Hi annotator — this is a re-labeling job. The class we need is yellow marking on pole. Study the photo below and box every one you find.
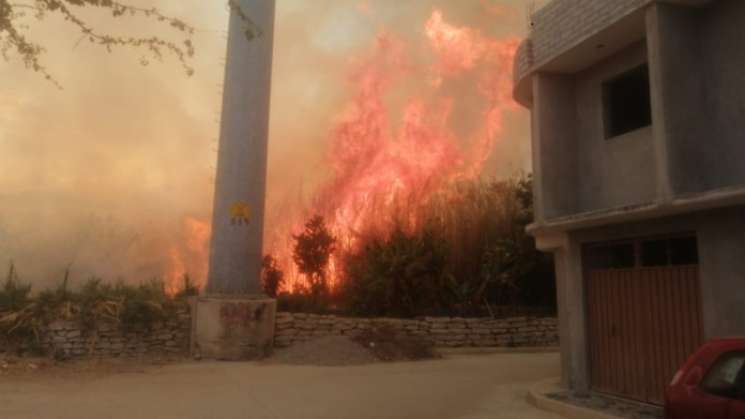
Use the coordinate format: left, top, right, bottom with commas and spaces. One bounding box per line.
230, 202, 251, 225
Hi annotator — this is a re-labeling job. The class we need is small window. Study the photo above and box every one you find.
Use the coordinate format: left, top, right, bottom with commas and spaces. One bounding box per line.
586, 243, 635, 270
603, 64, 652, 138
701, 351, 745, 398
670, 236, 699, 265
641, 236, 699, 267
641, 239, 668, 267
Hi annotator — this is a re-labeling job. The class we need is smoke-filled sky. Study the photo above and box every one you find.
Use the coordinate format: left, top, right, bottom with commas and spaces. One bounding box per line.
0, 0, 534, 289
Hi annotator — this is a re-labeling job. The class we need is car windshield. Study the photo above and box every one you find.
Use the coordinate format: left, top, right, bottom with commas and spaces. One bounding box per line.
701, 351, 745, 397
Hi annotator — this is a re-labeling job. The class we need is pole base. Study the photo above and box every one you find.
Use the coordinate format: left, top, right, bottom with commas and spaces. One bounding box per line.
191, 295, 276, 361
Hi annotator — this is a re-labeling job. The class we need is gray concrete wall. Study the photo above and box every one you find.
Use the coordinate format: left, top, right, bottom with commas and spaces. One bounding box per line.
647, 4, 705, 195
527, 0, 745, 222
531, 42, 659, 220
532, 74, 579, 219
574, 42, 657, 213
551, 240, 588, 392
697, 207, 745, 339
192, 296, 276, 360
649, 0, 745, 195
695, 0, 745, 191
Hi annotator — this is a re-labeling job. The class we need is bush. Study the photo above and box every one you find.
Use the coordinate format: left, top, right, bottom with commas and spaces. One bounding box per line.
340, 176, 555, 317
261, 255, 284, 298
342, 226, 451, 317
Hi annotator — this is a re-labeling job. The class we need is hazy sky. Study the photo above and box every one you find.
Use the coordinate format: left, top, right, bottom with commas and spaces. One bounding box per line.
0, 0, 533, 288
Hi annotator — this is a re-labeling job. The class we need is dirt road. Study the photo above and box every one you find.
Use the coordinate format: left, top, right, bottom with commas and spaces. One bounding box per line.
0, 352, 562, 419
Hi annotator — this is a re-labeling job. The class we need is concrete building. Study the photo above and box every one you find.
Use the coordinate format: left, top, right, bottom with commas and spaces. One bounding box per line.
514, 0, 745, 405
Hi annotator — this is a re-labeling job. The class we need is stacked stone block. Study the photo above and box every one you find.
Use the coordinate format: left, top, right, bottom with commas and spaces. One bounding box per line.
37, 309, 191, 358
9, 310, 557, 358
274, 313, 558, 349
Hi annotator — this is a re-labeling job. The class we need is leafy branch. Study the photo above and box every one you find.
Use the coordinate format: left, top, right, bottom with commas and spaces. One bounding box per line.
0, 0, 259, 87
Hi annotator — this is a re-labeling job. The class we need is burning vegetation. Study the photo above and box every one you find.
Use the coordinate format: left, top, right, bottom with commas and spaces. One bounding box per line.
155, 9, 554, 317
275, 176, 555, 317
264, 10, 521, 289
2, 8, 551, 319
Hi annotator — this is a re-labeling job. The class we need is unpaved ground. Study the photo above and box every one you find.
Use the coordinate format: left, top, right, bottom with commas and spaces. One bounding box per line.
0, 351, 563, 419
267, 335, 379, 366
268, 334, 438, 366
0, 354, 187, 379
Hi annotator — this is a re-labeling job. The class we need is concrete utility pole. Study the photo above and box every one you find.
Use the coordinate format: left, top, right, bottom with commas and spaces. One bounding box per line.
192, 0, 277, 361
207, 0, 275, 295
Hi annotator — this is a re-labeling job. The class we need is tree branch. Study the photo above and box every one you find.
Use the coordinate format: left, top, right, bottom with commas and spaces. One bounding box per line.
0, 0, 258, 87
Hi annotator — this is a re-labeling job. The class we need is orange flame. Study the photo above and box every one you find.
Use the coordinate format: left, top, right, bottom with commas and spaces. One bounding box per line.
265, 10, 520, 293
164, 216, 210, 294
164, 10, 520, 295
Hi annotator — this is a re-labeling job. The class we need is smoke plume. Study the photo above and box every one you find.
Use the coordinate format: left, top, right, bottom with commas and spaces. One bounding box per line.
0, 0, 530, 291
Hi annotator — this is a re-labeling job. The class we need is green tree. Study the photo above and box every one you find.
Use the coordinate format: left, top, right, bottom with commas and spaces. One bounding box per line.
292, 215, 336, 303
261, 254, 284, 298
0, 0, 259, 85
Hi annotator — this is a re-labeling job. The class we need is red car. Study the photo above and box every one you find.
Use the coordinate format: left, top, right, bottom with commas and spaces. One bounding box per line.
665, 338, 745, 419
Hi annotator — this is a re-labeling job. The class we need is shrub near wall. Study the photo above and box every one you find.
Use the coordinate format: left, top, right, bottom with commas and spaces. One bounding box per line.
0, 275, 196, 358
274, 312, 558, 349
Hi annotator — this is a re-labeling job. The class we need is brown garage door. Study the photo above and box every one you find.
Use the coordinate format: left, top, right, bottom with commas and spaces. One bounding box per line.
585, 237, 704, 405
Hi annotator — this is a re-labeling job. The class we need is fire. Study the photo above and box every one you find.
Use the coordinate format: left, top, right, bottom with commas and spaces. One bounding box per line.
425, 10, 488, 81
265, 10, 520, 292
164, 216, 210, 294
163, 10, 519, 295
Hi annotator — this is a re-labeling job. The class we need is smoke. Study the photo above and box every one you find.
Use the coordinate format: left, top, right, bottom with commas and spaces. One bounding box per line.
0, 0, 530, 290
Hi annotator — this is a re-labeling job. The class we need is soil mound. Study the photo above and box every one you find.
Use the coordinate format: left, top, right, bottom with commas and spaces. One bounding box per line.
267, 335, 377, 366
267, 327, 439, 366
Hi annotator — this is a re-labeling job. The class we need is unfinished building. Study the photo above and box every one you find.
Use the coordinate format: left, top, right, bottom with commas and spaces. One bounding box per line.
514, 0, 745, 404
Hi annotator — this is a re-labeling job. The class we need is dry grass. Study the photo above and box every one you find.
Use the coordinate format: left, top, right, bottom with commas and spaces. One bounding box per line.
0, 269, 195, 355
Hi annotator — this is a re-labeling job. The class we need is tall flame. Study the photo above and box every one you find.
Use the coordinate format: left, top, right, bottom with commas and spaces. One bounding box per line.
164, 216, 210, 294
168, 9, 520, 294
266, 10, 519, 292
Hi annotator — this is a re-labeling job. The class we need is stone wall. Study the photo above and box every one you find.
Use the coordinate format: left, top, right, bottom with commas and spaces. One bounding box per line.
33, 308, 191, 359
274, 313, 558, 349
6, 310, 558, 358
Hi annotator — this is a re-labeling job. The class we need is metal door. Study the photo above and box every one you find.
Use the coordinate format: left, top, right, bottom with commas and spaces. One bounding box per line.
586, 265, 703, 404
